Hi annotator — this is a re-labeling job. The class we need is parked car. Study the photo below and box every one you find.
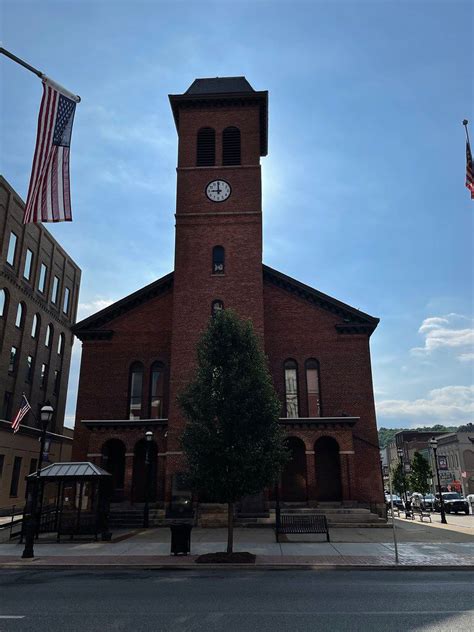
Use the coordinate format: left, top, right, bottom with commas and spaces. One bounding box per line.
434, 492, 470, 514
422, 494, 436, 511
385, 493, 404, 509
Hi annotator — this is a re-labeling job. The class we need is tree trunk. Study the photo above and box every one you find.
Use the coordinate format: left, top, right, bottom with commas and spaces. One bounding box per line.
227, 502, 234, 554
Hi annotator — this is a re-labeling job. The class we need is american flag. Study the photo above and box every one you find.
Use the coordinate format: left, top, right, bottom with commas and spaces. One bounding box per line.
24, 77, 79, 223
11, 394, 31, 433
466, 139, 474, 200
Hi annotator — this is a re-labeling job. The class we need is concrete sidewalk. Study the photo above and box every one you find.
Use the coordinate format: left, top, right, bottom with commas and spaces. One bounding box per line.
0, 519, 473, 569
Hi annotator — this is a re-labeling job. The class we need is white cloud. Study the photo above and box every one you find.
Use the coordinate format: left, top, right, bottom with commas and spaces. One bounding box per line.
376, 385, 474, 425
410, 313, 474, 361
77, 298, 115, 322
459, 353, 474, 363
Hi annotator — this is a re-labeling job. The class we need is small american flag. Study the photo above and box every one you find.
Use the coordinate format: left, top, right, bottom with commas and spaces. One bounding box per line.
11, 394, 31, 433
466, 139, 474, 200
24, 77, 79, 223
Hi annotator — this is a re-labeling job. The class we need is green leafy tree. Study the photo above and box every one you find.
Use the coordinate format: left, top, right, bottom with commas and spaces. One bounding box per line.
391, 462, 405, 497
179, 309, 289, 554
409, 451, 432, 495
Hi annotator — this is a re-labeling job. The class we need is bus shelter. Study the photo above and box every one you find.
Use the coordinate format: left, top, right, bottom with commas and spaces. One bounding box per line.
24, 462, 112, 542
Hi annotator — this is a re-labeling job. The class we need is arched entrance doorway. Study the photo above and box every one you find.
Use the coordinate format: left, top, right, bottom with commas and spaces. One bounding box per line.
281, 437, 307, 502
132, 439, 158, 503
314, 436, 342, 501
101, 439, 126, 502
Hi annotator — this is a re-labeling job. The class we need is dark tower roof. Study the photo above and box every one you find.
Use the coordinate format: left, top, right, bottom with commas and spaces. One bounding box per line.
169, 76, 268, 156
185, 76, 255, 95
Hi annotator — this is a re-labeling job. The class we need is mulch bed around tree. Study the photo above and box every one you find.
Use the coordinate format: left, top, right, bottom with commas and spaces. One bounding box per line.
195, 552, 256, 564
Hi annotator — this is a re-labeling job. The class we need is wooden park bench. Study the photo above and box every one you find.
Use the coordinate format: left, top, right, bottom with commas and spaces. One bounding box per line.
276, 513, 330, 542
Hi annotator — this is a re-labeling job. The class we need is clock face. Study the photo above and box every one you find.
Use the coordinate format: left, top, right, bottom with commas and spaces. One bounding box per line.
206, 180, 231, 202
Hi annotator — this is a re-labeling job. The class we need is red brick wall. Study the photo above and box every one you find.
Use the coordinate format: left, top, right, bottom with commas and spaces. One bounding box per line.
263, 281, 383, 503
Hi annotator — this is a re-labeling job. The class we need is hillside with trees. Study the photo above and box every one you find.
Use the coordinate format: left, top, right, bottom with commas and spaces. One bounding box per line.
377, 425, 459, 449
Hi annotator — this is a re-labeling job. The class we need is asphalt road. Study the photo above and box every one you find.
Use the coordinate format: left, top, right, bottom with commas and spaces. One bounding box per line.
0, 569, 473, 631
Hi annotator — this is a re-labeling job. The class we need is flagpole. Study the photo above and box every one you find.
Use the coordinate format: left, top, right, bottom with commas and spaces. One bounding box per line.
0, 46, 81, 102
463, 119, 471, 145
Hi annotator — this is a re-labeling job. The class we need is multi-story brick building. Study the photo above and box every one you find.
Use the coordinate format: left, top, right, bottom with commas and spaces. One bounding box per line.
0, 176, 80, 508
72, 77, 384, 514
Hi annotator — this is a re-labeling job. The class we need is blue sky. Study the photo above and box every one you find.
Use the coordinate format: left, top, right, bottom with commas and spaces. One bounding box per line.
1, 0, 473, 429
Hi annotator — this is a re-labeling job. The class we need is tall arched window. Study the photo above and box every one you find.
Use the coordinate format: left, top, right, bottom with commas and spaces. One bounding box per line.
45, 324, 53, 348
150, 361, 165, 418
15, 302, 25, 328
57, 333, 65, 356
222, 126, 241, 165
305, 359, 321, 417
31, 313, 40, 339
0, 288, 7, 318
197, 127, 215, 166
284, 359, 299, 418
128, 362, 144, 420
212, 246, 225, 274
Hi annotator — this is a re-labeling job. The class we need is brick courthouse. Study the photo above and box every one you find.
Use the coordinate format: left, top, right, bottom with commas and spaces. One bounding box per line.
72, 77, 384, 515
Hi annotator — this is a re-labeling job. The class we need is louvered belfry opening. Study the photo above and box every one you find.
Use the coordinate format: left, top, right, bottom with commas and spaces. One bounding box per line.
222, 126, 241, 165
196, 127, 215, 166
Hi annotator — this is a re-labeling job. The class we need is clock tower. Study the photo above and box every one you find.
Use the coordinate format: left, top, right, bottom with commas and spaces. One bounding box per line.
166, 78, 268, 463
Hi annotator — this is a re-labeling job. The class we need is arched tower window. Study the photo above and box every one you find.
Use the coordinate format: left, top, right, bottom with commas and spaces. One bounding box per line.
197, 127, 215, 166
211, 299, 224, 317
150, 361, 165, 418
212, 246, 225, 274
15, 302, 25, 328
222, 126, 241, 165
128, 362, 144, 419
57, 333, 65, 356
284, 359, 299, 418
305, 359, 321, 417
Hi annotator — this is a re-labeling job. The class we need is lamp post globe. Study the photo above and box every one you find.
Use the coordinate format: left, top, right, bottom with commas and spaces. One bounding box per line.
429, 436, 447, 524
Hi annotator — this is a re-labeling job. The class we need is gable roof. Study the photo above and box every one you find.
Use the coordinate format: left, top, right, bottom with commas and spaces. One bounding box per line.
73, 266, 378, 341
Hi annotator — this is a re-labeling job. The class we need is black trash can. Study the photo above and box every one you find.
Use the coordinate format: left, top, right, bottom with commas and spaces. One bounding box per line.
170, 522, 192, 556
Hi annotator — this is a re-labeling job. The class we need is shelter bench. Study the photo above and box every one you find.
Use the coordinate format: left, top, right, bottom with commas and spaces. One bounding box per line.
276, 513, 330, 542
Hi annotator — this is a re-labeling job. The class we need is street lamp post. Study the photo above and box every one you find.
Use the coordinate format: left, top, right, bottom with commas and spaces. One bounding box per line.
143, 430, 153, 528
21, 402, 54, 559
430, 437, 447, 525
397, 448, 407, 505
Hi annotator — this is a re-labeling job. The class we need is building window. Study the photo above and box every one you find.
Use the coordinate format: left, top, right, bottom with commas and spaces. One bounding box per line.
196, 127, 215, 166
222, 126, 241, 166
284, 359, 299, 418
2, 392, 12, 420
40, 363, 48, 390
211, 299, 224, 317
26, 355, 34, 383
31, 313, 40, 338
150, 362, 164, 418
8, 347, 17, 374
38, 263, 47, 293
45, 324, 53, 348
58, 333, 65, 355
9, 456, 22, 497
0, 288, 7, 317
63, 287, 70, 314
212, 246, 225, 275
53, 369, 61, 395
6, 232, 17, 266
51, 276, 60, 304
128, 362, 144, 420
305, 359, 321, 417
23, 249, 34, 280
15, 302, 25, 328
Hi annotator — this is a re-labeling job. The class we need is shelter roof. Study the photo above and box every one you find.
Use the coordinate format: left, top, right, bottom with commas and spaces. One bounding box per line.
28, 462, 111, 479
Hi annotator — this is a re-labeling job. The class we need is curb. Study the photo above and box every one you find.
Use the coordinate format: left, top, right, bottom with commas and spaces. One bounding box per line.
0, 562, 472, 572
